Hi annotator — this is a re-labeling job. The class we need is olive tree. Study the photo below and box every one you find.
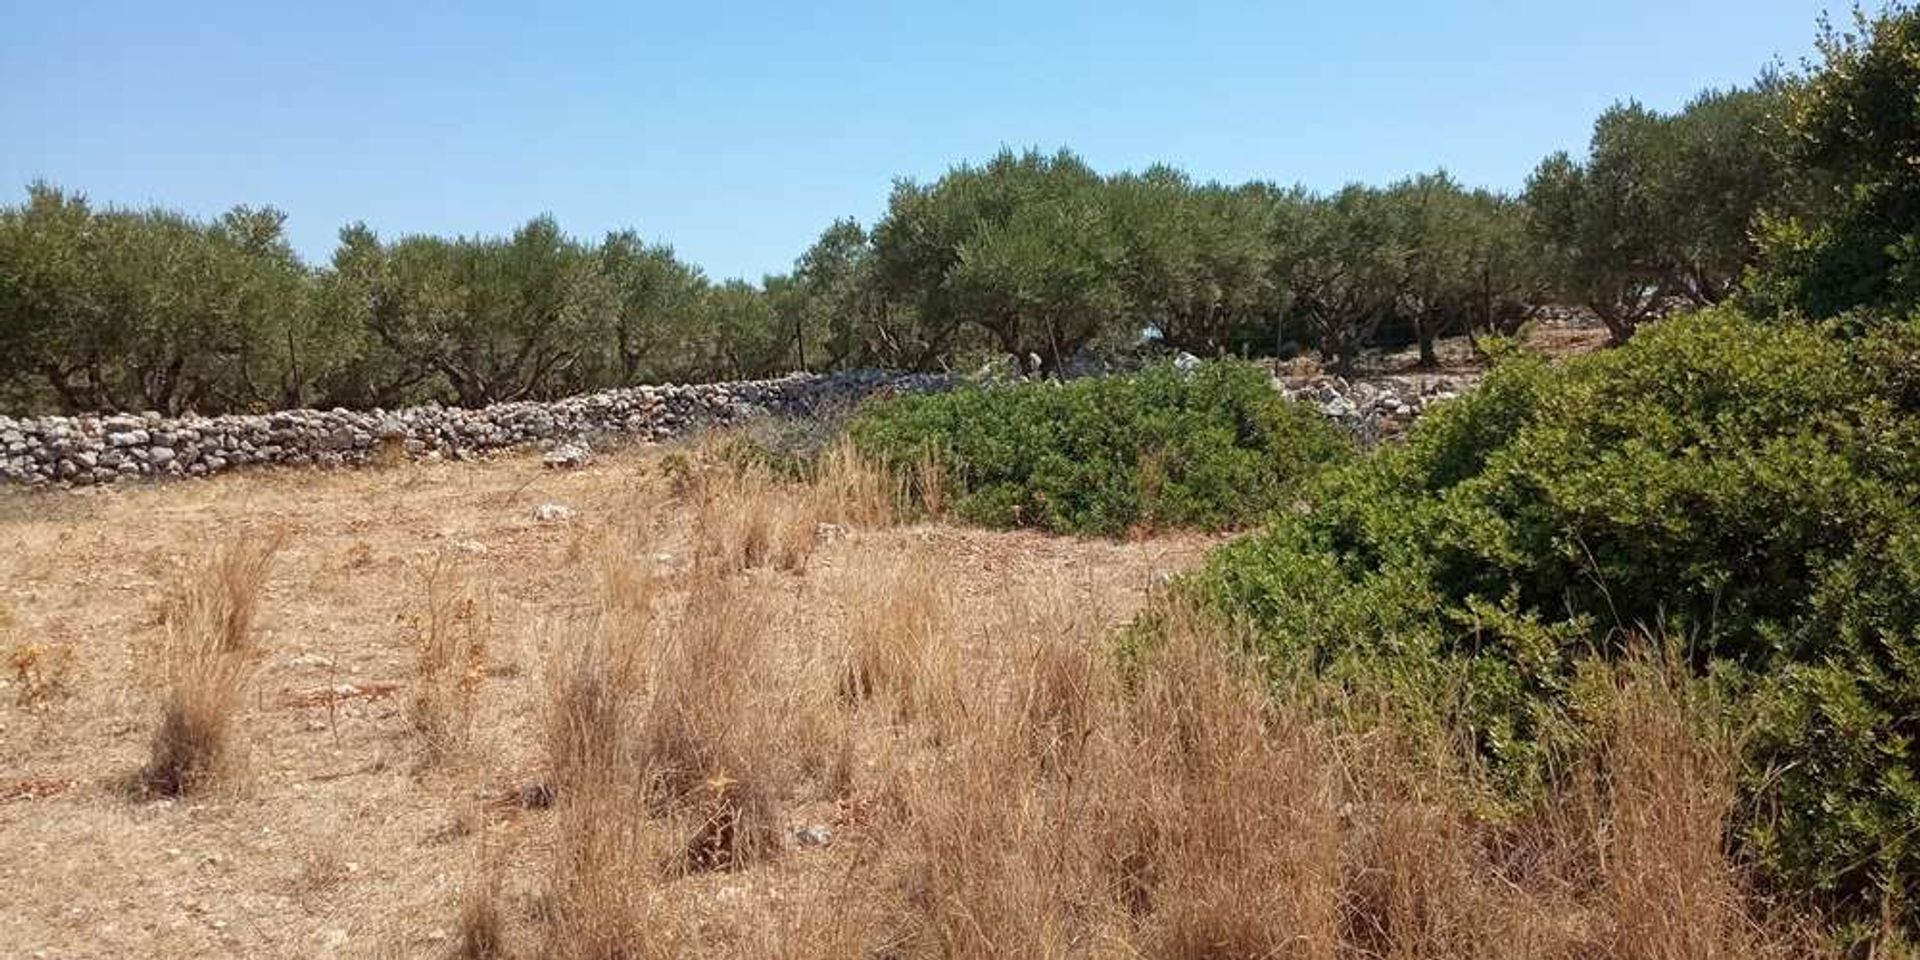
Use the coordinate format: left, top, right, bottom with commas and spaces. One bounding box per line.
872, 149, 1128, 373
1755, 4, 1920, 320
329, 217, 610, 407
1527, 85, 1787, 342
0, 184, 315, 414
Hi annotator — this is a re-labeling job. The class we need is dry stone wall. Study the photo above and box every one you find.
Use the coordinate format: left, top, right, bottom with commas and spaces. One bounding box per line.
0, 370, 950, 488
1275, 372, 1475, 441
0, 366, 1477, 489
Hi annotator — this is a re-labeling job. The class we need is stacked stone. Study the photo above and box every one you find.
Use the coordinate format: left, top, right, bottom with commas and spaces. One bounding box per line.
0, 366, 1469, 489
0, 370, 951, 488
1275, 373, 1474, 441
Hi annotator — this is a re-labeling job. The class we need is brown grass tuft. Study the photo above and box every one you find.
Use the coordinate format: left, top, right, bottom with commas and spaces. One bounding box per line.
457, 843, 510, 960
138, 534, 280, 797
911, 446, 949, 520
641, 568, 792, 871
692, 464, 807, 574
811, 439, 902, 529
1111, 606, 1342, 960
543, 604, 658, 959
1598, 656, 1756, 960
835, 550, 960, 735
407, 554, 491, 767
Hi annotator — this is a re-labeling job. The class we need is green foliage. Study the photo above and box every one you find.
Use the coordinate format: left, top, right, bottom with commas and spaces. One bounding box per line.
769, 218, 887, 371
1526, 84, 1790, 342
1189, 307, 1920, 928
863, 150, 1543, 380
0, 189, 819, 414
1754, 4, 1920, 320
848, 361, 1349, 535
871, 149, 1128, 374
324, 216, 612, 407
0, 184, 318, 413
0, 6, 1898, 416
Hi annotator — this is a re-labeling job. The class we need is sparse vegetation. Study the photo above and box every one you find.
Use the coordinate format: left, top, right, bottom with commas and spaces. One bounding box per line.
7, 638, 76, 707
0, 430, 1881, 956
406, 555, 491, 767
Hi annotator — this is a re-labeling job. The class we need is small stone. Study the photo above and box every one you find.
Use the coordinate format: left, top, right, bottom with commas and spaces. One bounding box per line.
542, 442, 593, 469
793, 824, 833, 847
532, 503, 575, 523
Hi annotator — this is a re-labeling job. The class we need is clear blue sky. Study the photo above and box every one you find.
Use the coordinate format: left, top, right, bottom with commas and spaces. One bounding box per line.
1, 1, 1824, 282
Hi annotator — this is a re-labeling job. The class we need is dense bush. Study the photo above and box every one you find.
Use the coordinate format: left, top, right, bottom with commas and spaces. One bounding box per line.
848, 362, 1349, 535
1191, 308, 1920, 930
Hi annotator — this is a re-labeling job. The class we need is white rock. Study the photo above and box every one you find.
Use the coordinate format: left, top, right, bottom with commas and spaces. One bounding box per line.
542, 441, 594, 470
533, 503, 575, 523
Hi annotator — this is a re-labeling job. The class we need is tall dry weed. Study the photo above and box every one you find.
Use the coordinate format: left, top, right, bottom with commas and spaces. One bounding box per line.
139, 534, 280, 797
1108, 606, 1343, 960
911, 446, 949, 520
642, 567, 793, 870
810, 439, 901, 529
407, 554, 490, 767
835, 549, 963, 737
1598, 657, 1759, 960
544, 601, 658, 958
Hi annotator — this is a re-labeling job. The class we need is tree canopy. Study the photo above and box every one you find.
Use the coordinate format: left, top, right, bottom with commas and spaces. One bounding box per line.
3, 3, 1902, 414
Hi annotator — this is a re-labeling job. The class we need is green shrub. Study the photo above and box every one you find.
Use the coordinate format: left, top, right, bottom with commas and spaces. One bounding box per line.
1192, 307, 1920, 930
847, 362, 1350, 535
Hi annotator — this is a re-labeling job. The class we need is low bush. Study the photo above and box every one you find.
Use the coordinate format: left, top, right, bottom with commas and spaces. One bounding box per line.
1189, 307, 1920, 934
848, 361, 1350, 535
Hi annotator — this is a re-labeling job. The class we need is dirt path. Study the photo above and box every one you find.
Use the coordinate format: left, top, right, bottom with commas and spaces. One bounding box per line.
0, 449, 1215, 959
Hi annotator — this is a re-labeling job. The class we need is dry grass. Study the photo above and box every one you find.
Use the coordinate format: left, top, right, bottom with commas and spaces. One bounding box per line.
0, 439, 1843, 958
543, 594, 658, 959
406, 554, 491, 767
640, 567, 793, 872
848, 597, 1824, 960
457, 837, 509, 960
1113, 608, 1342, 960
835, 547, 960, 733
811, 438, 903, 529
685, 435, 900, 575
912, 446, 950, 520
1597, 657, 1759, 960
7, 638, 77, 707
137, 534, 280, 797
